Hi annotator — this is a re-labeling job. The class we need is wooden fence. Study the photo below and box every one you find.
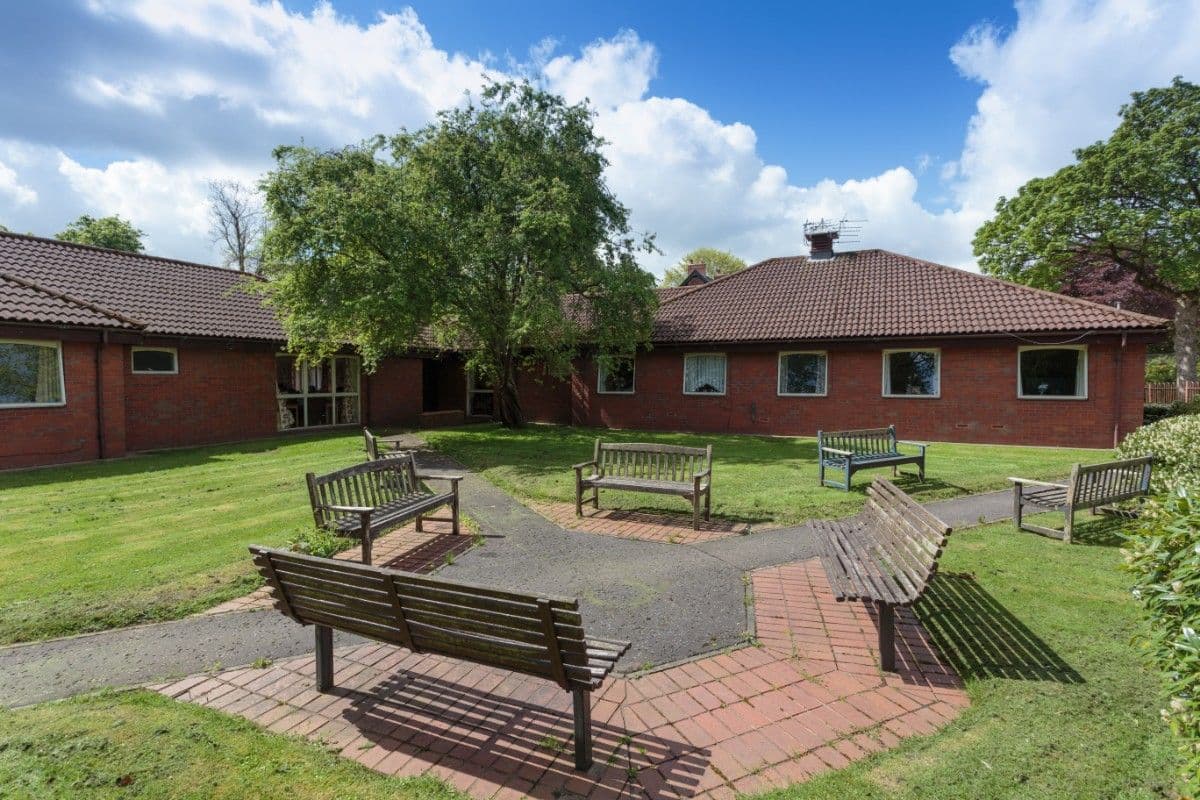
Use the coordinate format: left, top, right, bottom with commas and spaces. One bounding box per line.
1146, 381, 1200, 404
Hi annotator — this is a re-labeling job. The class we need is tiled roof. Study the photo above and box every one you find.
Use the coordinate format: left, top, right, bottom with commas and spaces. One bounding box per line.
654, 249, 1167, 343
0, 272, 137, 329
0, 232, 284, 340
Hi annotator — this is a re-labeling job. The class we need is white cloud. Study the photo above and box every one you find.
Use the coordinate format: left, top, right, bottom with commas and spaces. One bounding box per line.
542, 30, 658, 109
0, 159, 37, 206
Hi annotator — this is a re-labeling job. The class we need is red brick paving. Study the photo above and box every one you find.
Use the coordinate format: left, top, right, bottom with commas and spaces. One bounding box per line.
530, 501, 750, 544
164, 558, 967, 798
203, 519, 470, 615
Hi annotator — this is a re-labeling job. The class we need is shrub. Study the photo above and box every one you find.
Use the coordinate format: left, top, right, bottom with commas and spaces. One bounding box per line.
1123, 488, 1200, 794
1119, 414, 1200, 494
287, 528, 353, 559
1147, 355, 1178, 384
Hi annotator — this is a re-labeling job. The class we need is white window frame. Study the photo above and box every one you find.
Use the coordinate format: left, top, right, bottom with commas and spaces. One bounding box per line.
597, 357, 636, 395
1017, 345, 1088, 400
682, 352, 728, 396
882, 348, 941, 399
466, 370, 494, 416
130, 346, 178, 375
777, 351, 828, 397
0, 338, 66, 408
275, 354, 361, 430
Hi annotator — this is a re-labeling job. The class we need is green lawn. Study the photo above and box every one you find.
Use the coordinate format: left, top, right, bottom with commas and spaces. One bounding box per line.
423, 424, 1110, 526
0, 690, 465, 800
0, 431, 367, 644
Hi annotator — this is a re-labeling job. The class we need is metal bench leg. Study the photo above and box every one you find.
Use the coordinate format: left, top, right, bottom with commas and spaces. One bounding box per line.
572, 686, 593, 771
876, 601, 896, 672
315, 625, 334, 692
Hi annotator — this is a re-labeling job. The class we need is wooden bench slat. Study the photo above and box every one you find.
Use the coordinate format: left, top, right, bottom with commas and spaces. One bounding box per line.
576, 439, 713, 530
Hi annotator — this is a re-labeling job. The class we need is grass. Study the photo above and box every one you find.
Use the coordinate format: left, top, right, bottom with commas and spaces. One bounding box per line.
756, 512, 1176, 800
0, 689, 465, 800
423, 424, 1109, 526
0, 431, 367, 644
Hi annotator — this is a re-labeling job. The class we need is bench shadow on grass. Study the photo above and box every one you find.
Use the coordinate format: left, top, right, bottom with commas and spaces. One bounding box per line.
916, 572, 1084, 684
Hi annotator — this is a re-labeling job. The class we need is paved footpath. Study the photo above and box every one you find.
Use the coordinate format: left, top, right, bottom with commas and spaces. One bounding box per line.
0, 452, 1012, 709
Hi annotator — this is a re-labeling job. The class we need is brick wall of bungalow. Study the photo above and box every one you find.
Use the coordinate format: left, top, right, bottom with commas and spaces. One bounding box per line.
559, 335, 1147, 449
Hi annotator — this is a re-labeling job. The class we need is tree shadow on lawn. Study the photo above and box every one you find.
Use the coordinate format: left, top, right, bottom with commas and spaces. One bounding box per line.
916, 572, 1084, 684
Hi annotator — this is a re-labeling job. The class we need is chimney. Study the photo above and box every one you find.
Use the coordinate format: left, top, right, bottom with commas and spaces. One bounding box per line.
679, 262, 712, 286
805, 230, 838, 260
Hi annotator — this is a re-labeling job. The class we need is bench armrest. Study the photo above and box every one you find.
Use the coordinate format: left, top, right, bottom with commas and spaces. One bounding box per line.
319, 503, 376, 513
573, 460, 598, 471
416, 471, 464, 483
1007, 477, 1067, 489
821, 447, 853, 456
897, 440, 929, 449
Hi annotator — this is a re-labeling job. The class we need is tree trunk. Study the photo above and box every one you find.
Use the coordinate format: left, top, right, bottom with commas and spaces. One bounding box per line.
1175, 293, 1199, 389
496, 361, 525, 428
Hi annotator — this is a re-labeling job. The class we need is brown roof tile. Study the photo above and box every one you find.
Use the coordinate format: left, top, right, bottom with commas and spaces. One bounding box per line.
0, 272, 137, 329
653, 249, 1167, 343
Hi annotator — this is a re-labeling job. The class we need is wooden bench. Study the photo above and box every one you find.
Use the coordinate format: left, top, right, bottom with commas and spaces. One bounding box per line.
813, 478, 952, 671
817, 426, 927, 491
306, 455, 462, 565
363, 427, 407, 461
1010, 455, 1154, 544
574, 440, 713, 530
249, 546, 630, 770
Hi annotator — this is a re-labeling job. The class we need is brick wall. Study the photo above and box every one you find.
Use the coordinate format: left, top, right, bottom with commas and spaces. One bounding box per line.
562, 337, 1146, 448
518, 365, 571, 424
366, 355, 423, 426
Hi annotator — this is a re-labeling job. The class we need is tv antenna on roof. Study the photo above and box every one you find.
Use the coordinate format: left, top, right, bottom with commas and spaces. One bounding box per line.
803, 217, 865, 259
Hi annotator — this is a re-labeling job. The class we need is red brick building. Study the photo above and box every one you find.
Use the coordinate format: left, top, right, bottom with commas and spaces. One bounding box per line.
0, 231, 1165, 470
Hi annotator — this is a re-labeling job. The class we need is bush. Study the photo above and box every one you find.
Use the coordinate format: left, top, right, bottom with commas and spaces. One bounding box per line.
1123, 488, 1200, 794
1147, 355, 1178, 384
1119, 414, 1200, 493
287, 528, 353, 559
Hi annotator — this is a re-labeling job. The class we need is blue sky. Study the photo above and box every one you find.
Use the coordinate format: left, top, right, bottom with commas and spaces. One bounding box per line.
0, 1, 1196, 274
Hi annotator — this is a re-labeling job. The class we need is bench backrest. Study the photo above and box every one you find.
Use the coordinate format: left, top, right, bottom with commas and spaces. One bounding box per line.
595, 439, 712, 482
306, 456, 423, 529
250, 545, 603, 690
859, 478, 952, 604
818, 426, 898, 458
1068, 455, 1154, 508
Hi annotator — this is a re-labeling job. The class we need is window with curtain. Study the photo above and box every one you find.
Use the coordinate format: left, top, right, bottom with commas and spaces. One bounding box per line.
275, 354, 360, 430
597, 357, 635, 394
777, 352, 827, 395
883, 350, 939, 397
683, 354, 727, 394
0, 340, 65, 406
1019, 346, 1087, 398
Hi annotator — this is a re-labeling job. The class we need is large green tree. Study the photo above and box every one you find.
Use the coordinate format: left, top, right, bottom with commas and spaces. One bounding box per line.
56, 214, 145, 252
659, 247, 746, 286
260, 81, 657, 426
974, 77, 1200, 387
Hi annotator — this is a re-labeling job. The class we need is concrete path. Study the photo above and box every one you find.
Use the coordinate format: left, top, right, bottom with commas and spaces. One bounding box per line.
0, 452, 1014, 708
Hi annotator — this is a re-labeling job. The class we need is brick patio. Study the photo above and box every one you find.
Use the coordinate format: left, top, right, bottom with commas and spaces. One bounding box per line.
163, 559, 967, 798
203, 519, 471, 615
529, 501, 750, 544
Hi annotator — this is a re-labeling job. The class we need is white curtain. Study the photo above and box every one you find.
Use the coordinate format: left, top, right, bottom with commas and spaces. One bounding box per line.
684, 355, 726, 393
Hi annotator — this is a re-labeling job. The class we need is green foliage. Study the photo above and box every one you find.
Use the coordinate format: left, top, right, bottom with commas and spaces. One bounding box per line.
1122, 488, 1200, 794
287, 528, 353, 559
1119, 414, 1200, 493
1144, 399, 1200, 425
660, 247, 746, 286
260, 80, 658, 426
1147, 355, 1178, 383
56, 214, 145, 252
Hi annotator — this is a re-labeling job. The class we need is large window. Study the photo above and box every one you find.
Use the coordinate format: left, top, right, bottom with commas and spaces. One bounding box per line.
777, 352, 827, 396
597, 357, 635, 394
467, 370, 494, 417
0, 339, 65, 407
131, 347, 177, 374
1019, 346, 1087, 399
276, 355, 360, 430
683, 353, 727, 395
883, 349, 940, 397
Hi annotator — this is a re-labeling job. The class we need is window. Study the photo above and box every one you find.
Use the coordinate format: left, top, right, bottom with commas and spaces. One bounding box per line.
597, 358, 635, 394
883, 349, 940, 397
467, 370, 494, 417
275, 354, 360, 430
683, 353, 727, 395
1019, 346, 1087, 399
0, 339, 65, 407
778, 352, 827, 396
131, 347, 177, 374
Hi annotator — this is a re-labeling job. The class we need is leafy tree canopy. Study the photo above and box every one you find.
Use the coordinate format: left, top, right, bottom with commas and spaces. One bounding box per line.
260, 81, 658, 426
974, 77, 1200, 382
56, 214, 145, 253
660, 247, 746, 286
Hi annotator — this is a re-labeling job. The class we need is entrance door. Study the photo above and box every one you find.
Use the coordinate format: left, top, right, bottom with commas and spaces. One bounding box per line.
422, 359, 439, 412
